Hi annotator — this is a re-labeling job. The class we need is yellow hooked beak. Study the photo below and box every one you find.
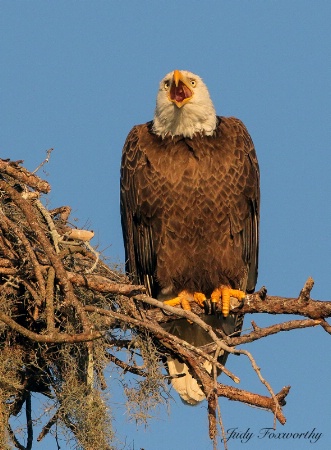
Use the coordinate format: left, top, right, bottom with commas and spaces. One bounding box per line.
168, 70, 194, 108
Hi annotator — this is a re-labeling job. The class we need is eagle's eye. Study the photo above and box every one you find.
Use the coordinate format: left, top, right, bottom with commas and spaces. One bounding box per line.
164, 80, 170, 90
190, 79, 197, 88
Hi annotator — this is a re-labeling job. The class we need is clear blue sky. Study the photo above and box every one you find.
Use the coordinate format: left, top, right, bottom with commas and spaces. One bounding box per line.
1, 1, 330, 449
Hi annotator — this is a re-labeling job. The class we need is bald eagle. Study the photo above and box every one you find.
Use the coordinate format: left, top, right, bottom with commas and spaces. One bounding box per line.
120, 70, 260, 404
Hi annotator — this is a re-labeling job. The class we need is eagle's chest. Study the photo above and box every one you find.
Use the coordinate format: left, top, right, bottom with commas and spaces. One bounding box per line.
143, 143, 219, 193
139, 141, 231, 229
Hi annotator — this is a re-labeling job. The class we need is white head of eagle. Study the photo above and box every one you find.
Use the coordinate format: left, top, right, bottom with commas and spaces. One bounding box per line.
152, 69, 217, 139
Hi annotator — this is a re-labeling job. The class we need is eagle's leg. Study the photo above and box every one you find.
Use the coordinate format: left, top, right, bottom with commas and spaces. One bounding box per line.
163, 290, 192, 310
211, 286, 246, 316
164, 290, 207, 312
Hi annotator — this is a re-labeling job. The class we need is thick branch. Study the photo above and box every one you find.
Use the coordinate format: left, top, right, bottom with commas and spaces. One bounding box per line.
0, 312, 102, 343
0, 158, 50, 193
217, 384, 289, 424
238, 292, 331, 319
144, 289, 331, 323
229, 318, 322, 346
66, 272, 145, 296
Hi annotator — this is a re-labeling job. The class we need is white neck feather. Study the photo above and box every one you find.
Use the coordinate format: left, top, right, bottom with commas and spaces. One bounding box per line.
152, 71, 217, 139
153, 101, 217, 139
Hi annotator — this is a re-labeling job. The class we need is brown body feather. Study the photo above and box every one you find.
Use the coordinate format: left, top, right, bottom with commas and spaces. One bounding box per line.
120, 117, 259, 299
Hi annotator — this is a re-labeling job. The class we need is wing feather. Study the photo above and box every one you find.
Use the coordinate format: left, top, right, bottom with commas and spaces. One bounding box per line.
235, 118, 260, 292
120, 124, 158, 295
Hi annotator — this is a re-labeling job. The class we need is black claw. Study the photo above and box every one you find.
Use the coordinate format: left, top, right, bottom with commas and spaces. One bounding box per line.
203, 300, 210, 315
257, 286, 267, 300
211, 301, 217, 315
237, 297, 245, 310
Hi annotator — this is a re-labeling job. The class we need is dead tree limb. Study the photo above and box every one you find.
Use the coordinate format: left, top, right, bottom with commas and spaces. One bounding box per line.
0, 158, 50, 193
0, 158, 330, 449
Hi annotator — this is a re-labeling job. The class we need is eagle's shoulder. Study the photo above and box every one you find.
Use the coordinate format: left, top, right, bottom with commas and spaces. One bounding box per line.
217, 116, 256, 151
215, 116, 259, 172
121, 122, 153, 178
216, 115, 251, 139
122, 121, 153, 151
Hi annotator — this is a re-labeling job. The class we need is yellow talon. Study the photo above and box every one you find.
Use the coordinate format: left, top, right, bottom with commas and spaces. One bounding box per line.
163, 287, 245, 318
221, 288, 231, 317
193, 292, 207, 307
164, 290, 193, 310
163, 291, 194, 323
181, 295, 191, 311
211, 287, 246, 317
164, 297, 183, 307
164, 290, 207, 311
211, 287, 221, 304
227, 289, 246, 301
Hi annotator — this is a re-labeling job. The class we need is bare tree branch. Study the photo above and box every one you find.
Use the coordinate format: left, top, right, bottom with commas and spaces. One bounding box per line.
0, 158, 329, 449
0, 158, 50, 193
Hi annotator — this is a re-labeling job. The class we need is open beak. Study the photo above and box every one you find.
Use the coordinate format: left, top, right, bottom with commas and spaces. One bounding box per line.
168, 70, 193, 108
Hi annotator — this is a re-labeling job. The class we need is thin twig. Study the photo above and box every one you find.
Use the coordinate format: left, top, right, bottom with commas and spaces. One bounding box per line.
45, 267, 56, 333
34, 199, 61, 253
32, 148, 53, 174
84, 241, 100, 274
236, 348, 280, 427
85, 304, 239, 382
298, 277, 315, 301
